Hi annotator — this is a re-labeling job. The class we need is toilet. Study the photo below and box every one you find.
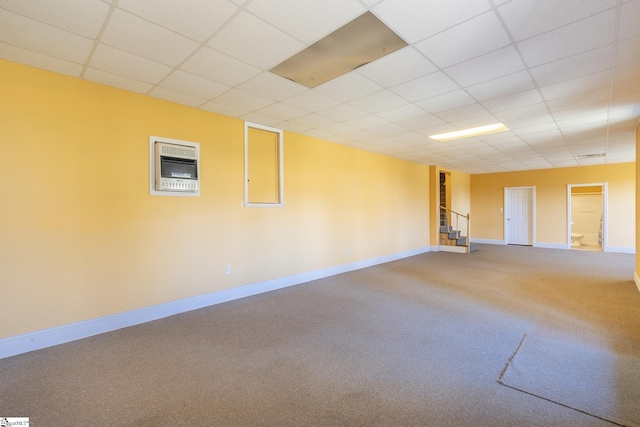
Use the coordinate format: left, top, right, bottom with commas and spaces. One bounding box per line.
571, 233, 584, 247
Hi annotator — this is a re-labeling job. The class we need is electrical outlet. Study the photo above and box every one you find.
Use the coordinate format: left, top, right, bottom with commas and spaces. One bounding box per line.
345, 247, 350, 254
225, 265, 231, 275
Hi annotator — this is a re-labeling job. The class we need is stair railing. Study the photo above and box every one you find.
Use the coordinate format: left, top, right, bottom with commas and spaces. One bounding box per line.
439, 206, 471, 254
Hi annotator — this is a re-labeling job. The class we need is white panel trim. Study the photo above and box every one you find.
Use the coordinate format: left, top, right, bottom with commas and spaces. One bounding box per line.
470, 238, 506, 245
533, 242, 569, 250
604, 246, 635, 254
0, 246, 430, 359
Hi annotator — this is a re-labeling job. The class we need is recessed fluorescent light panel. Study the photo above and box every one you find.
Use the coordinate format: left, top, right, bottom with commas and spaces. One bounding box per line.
269, 12, 408, 88
429, 123, 509, 142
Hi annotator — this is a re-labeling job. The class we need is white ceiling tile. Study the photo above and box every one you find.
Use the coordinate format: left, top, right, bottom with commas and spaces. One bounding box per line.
316, 104, 368, 121
435, 104, 490, 122
556, 112, 609, 130
545, 87, 610, 112
390, 72, 459, 102
277, 121, 310, 134
539, 70, 611, 101
348, 90, 408, 113
314, 72, 382, 102
315, 122, 359, 136
517, 10, 616, 67
369, 123, 410, 136
117, 0, 238, 42
374, 0, 492, 43
376, 104, 429, 122
0, 8, 93, 63
503, 113, 555, 130
356, 47, 437, 88
212, 88, 274, 111
416, 11, 510, 68
612, 79, 640, 102
416, 90, 476, 114
0, 0, 110, 38
84, 67, 152, 94
237, 72, 307, 101
149, 86, 206, 107
343, 114, 391, 129
463, 71, 536, 101
450, 115, 502, 131
551, 103, 609, 122
397, 115, 446, 131
619, 0, 640, 40
246, 0, 365, 43
498, 0, 616, 41
202, 101, 261, 118
208, 11, 304, 69
160, 70, 229, 99
280, 91, 341, 112
255, 102, 308, 121
482, 89, 544, 113
445, 46, 525, 87
285, 113, 335, 129
529, 45, 613, 87
102, 9, 199, 66
493, 103, 550, 122
181, 47, 261, 86
616, 36, 640, 68
89, 44, 172, 84
0, 41, 82, 77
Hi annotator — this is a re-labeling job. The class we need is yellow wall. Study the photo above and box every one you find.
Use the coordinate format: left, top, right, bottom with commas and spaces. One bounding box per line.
471, 163, 635, 248
636, 123, 640, 284
0, 60, 430, 339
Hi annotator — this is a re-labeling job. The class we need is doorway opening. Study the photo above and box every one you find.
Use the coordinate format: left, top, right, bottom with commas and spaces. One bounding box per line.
568, 184, 606, 251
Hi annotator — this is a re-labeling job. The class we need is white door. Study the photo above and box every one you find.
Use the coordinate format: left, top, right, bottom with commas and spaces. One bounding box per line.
505, 188, 533, 245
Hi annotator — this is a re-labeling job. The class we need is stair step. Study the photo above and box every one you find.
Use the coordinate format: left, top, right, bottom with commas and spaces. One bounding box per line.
439, 225, 451, 233
449, 230, 461, 239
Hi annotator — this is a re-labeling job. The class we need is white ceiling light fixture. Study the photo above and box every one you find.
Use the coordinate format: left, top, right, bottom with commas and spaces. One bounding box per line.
270, 12, 408, 88
429, 123, 510, 141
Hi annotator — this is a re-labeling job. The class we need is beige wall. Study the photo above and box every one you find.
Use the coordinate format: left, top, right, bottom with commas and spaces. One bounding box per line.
471, 163, 635, 249
0, 60, 430, 339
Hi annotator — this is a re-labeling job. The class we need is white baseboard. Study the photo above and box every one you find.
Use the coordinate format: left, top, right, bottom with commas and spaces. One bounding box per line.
604, 246, 636, 254
470, 238, 505, 245
0, 246, 430, 359
438, 246, 467, 253
635, 272, 640, 294
533, 242, 569, 250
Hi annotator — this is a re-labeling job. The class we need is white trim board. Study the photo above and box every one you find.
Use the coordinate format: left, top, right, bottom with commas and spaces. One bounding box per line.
0, 246, 430, 359
470, 238, 506, 245
533, 242, 569, 250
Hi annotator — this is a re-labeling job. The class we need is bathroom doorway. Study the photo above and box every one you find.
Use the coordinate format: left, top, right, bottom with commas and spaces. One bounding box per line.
567, 183, 606, 251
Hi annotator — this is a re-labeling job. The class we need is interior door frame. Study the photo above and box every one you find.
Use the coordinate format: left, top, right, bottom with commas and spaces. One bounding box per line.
567, 183, 607, 251
504, 186, 536, 246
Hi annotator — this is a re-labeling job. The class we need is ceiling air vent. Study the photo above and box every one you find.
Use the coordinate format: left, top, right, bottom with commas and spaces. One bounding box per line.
575, 153, 605, 159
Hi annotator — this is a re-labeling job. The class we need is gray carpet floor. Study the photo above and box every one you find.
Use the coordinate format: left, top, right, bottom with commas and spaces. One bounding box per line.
1, 244, 640, 426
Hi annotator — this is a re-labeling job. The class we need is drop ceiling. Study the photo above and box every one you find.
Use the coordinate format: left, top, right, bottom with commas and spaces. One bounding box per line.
1, 0, 638, 174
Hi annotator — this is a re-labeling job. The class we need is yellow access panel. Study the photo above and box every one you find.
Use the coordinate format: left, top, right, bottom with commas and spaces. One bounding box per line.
247, 126, 281, 204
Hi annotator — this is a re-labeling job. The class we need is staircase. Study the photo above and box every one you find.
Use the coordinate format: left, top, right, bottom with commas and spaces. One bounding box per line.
439, 224, 477, 253
439, 206, 477, 253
